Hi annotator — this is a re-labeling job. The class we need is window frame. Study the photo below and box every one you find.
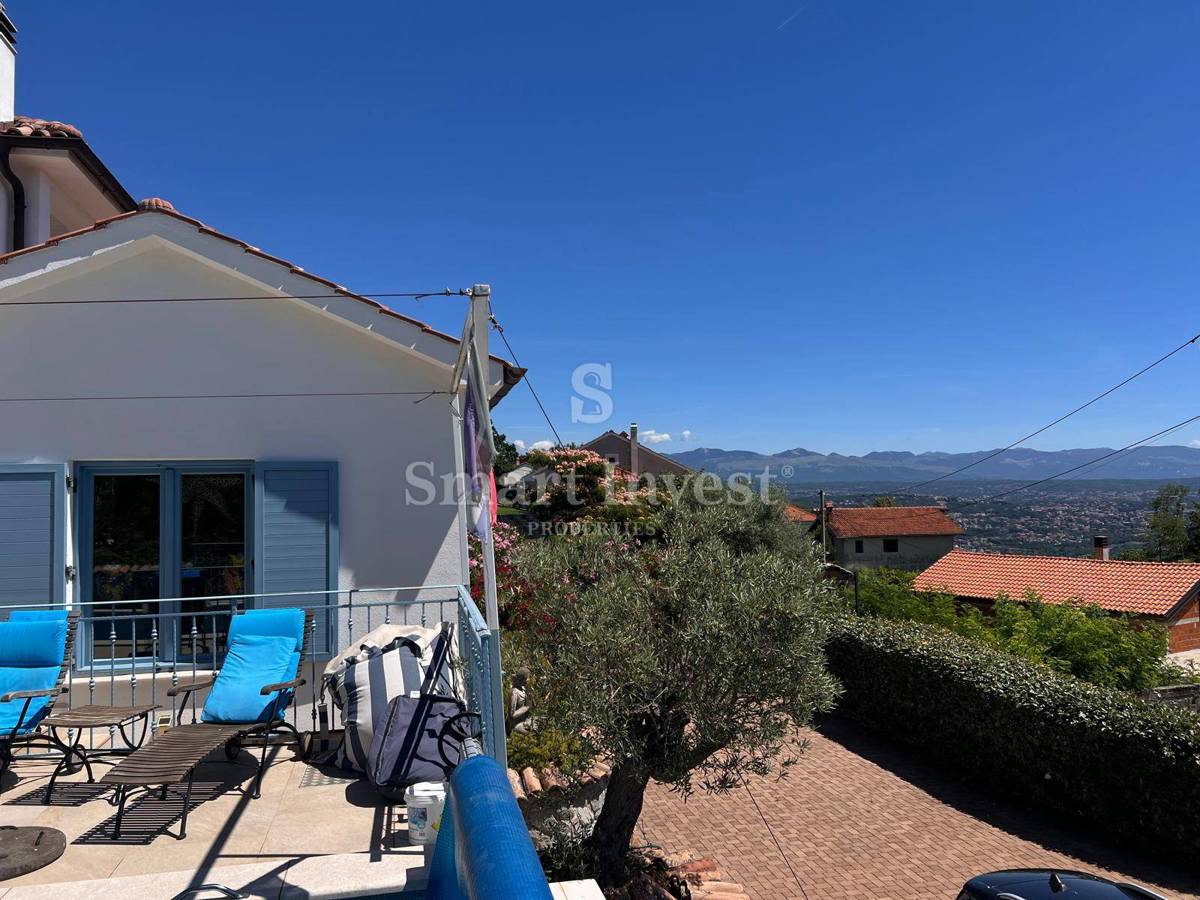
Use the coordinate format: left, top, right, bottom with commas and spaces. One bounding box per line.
74, 460, 254, 669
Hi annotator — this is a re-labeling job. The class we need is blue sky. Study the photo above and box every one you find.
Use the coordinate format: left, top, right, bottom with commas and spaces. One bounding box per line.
17, 2, 1200, 455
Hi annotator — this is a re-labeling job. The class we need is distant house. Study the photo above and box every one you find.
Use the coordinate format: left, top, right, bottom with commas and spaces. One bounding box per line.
822, 506, 962, 570
914, 542, 1200, 653
785, 504, 819, 525
583, 422, 693, 477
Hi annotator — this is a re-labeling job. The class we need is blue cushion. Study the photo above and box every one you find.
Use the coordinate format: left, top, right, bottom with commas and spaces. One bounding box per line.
0, 667, 59, 734
0, 619, 66, 735
229, 608, 305, 648
0, 619, 67, 668
202, 633, 297, 724
9, 609, 68, 623
227, 609, 305, 713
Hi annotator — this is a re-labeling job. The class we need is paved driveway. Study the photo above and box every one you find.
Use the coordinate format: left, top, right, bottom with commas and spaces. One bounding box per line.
639, 718, 1200, 900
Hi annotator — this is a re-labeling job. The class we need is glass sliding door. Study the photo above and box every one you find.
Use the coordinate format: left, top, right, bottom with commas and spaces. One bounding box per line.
178, 472, 246, 661
90, 473, 162, 662
81, 464, 251, 666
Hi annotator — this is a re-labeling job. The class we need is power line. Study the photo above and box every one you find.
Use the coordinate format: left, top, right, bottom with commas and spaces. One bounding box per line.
961, 413, 1200, 505
488, 310, 564, 447
741, 775, 811, 900
900, 328, 1200, 492
0, 390, 453, 403
0, 289, 469, 306
1058, 417, 1200, 483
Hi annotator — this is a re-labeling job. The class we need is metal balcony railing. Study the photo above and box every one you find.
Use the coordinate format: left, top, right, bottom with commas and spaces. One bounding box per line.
3, 584, 502, 761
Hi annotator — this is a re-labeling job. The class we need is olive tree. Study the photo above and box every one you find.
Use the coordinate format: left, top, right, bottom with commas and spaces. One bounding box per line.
510, 491, 839, 885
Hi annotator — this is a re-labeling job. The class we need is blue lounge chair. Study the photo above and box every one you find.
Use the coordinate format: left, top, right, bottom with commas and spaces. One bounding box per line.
101, 607, 313, 839
0, 610, 77, 791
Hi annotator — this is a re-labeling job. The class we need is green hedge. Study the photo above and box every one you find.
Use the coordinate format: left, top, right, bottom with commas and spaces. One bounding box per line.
826, 615, 1200, 856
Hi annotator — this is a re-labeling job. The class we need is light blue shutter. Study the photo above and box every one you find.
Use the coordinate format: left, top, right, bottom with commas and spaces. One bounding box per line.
253, 462, 338, 653
0, 464, 67, 609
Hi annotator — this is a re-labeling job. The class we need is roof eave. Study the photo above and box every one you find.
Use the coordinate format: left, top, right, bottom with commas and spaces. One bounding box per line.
1164, 582, 1200, 623
0, 134, 136, 212
0, 206, 522, 386
490, 364, 526, 408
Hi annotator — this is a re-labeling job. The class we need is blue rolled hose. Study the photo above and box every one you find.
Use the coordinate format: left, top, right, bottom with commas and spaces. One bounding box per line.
426, 755, 553, 900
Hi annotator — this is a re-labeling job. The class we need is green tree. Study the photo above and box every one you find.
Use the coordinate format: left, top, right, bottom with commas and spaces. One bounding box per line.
492, 427, 520, 477
855, 568, 990, 641
1187, 501, 1200, 560
509, 492, 838, 885
1146, 483, 1191, 561
850, 571, 1171, 692
987, 594, 1168, 691
871, 495, 897, 507
1114, 546, 1149, 561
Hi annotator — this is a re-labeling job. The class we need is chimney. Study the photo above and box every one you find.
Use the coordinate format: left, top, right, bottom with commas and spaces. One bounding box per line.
0, 5, 15, 122
629, 422, 639, 475
1093, 535, 1110, 561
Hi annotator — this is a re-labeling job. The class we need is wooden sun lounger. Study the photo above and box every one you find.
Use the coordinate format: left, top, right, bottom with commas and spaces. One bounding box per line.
100, 610, 313, 840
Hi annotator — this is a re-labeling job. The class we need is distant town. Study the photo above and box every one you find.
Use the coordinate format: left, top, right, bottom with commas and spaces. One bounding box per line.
786, 479, 1189, 557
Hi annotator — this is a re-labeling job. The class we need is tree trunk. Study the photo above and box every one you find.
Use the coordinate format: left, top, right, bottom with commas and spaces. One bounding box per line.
588, 761, 651, 887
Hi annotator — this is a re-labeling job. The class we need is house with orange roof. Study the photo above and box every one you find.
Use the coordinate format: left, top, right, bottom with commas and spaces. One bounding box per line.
914, 540, 1200, 653
785, 504, 819, 525
822, 504, 963, 570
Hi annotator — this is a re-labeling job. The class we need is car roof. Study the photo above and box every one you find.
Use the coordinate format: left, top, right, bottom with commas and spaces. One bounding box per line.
964, 870, 1152, 899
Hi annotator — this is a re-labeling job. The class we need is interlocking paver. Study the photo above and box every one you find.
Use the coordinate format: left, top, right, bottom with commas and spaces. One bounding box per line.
639, 718, 1200, 900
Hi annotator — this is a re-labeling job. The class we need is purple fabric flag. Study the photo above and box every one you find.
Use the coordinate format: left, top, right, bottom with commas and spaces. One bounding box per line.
463, 343, 494, 540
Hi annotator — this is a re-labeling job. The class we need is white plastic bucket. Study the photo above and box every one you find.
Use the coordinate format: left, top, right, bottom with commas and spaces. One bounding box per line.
405, 782, 446, 845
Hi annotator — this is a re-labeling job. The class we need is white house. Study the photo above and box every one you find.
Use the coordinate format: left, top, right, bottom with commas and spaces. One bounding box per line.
0, 14, 521, 663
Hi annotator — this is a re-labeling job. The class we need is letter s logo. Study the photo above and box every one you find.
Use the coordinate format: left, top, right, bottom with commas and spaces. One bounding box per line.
571, 363, 613, 424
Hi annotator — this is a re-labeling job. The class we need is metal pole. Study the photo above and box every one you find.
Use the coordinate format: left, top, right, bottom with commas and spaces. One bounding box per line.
470, 284, 508, 769
819, 489, 827, 561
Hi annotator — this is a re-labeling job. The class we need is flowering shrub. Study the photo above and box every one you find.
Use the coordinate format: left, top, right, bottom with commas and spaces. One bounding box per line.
469, 521, 541, 628
525, 446, 609, 476
522, 447, 609, 519
519, 446, 681, 529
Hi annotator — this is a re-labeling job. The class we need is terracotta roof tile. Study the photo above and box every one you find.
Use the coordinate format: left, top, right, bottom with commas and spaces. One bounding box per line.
506, 759, 612, 806
785, 504, 818, 523
826, 506, 962, 538
913, 548, 1200, 617
137, 197, 175, 211
0, 115, 83, 139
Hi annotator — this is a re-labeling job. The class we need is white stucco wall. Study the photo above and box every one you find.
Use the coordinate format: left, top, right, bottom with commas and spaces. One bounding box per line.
834, 535, 956, 571
0, 237, 471, 606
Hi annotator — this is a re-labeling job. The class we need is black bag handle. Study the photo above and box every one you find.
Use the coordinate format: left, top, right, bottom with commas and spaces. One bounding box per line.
417, 622, 455, 697
437, 710, 482, 770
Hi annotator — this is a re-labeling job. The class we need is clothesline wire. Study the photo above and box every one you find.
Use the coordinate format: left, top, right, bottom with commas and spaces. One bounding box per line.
898, 327, 1200, 493
0, 289, 469, 306
0, 390, 453, 403
488, 306, 565, 447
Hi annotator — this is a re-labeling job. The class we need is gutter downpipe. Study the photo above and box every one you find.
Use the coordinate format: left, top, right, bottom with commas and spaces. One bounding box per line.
0, 140, 25, 251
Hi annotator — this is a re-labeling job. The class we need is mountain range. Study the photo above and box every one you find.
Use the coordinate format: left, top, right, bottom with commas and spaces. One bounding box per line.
666, 445, 1200, 484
